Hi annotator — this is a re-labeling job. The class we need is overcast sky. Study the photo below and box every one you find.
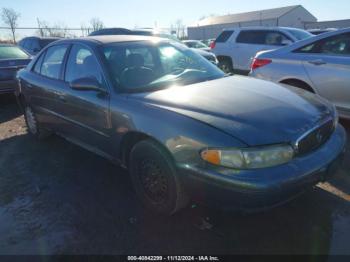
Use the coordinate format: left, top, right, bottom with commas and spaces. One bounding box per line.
1, 0, 350, 39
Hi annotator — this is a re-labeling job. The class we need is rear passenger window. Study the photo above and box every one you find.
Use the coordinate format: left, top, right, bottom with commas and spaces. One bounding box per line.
41, 45, 68, 79
32, 39, 41, 51
33, 52, 45, 74
237, 31, 267, 44
216, 31, 234, 42
236, 30, 290, 46
25, 39, 33, 51
19, 39, 27, 48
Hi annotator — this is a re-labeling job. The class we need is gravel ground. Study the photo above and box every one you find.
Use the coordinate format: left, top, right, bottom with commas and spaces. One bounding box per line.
0, 94, 350, 255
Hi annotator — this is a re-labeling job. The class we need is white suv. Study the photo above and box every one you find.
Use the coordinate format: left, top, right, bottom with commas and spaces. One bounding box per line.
211, 27, 312, 74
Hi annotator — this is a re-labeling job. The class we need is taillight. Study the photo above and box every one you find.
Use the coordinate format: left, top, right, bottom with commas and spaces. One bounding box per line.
251, 58, 272, 70
210, 41, 216, 49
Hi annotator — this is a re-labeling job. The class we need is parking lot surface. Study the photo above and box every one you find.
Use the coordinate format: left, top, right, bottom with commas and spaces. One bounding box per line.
0, 94, 350, 255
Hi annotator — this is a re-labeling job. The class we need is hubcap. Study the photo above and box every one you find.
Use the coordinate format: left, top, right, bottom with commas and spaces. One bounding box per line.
25, 107, 37, 134
139, 159, 168, 203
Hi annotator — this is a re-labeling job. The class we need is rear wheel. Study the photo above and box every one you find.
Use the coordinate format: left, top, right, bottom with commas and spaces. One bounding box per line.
24, 105, 51, 140
129, 139, 189, 216
218, 58, 234, 74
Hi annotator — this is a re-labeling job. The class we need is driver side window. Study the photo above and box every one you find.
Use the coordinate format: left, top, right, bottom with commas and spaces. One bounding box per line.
65, 45, 104, 86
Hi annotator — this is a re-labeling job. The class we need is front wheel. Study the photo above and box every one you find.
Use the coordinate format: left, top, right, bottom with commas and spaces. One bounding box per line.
129, 139, 189, 216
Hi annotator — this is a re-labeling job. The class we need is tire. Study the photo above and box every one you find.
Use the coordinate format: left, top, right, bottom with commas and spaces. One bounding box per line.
129, 139, 189, 216
24, 105, 51, 140
218, 58, 234, 74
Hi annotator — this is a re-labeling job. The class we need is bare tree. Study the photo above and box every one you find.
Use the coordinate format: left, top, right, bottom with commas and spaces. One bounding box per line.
50, 22, 68, 37
36, 18, 50, 37
174, 19, 186, 40
36, 19, 52, 37
1, 8, 20, 43
89, 17, 104, 32
80, 23, 90, 37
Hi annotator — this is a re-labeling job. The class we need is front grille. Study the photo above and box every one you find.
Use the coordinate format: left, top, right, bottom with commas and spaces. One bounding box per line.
296, 119, 334, 155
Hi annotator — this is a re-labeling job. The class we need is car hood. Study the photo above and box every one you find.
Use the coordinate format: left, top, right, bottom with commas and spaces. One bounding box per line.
128, 76, 334, 146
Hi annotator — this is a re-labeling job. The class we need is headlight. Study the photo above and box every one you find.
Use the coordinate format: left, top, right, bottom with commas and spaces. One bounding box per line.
200, 144, 294, 169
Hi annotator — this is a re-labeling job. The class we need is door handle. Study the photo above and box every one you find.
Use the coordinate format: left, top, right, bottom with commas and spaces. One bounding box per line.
308, 59, 326, 66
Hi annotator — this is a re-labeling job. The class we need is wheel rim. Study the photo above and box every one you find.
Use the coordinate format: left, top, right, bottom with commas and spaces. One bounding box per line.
139, 158, 169, 204
25, 107, 37, 134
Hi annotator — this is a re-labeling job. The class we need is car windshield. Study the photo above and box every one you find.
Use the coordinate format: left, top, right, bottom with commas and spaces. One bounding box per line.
103, 41, 224, 92
286, 29, 313, 40
0, 46, 29, 59
184, 41, 208, 49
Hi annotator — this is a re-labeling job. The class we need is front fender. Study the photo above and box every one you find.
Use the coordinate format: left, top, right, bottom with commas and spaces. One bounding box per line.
110, 96, 246, 166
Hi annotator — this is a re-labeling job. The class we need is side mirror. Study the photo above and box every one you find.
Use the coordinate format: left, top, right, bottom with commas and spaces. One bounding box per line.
70, 77, 106, 93
281, 39, 293, 46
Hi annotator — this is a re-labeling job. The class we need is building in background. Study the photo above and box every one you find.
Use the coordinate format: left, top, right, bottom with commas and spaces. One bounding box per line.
304, 19, 350, 30
188, 5, 317, 40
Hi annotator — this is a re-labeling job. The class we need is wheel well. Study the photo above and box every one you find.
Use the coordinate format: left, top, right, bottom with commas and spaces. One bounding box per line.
119, 132, 150, 168
120, 132, 175, 169
280, 79, 315, 93
217, 56, 233, 65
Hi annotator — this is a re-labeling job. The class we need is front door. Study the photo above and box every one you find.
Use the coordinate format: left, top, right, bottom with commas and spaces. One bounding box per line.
58, 44, 112, 154
300, 32, 350, 115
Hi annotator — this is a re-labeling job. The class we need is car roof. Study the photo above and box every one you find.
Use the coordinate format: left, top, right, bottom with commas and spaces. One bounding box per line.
52, 35, 168, 46
222, 26, 306, 31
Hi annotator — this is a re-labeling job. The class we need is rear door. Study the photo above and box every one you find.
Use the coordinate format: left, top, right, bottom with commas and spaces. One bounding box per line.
58, 43, 111, 153
24, 44, 70, 129
299, 32, 350, 114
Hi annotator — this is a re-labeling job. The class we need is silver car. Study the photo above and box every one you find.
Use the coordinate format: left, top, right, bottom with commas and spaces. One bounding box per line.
250, 28, 350, 119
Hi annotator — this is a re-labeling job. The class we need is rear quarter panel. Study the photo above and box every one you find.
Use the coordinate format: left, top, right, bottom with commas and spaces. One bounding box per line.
250, 53, 314, 88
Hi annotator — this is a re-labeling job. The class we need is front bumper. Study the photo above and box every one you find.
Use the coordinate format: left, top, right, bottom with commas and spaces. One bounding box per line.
178, 124, 347, 210
0, 79, 17, 94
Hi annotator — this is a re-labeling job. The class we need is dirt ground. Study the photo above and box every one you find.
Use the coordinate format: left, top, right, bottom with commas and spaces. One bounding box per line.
0, 94, 350, 255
